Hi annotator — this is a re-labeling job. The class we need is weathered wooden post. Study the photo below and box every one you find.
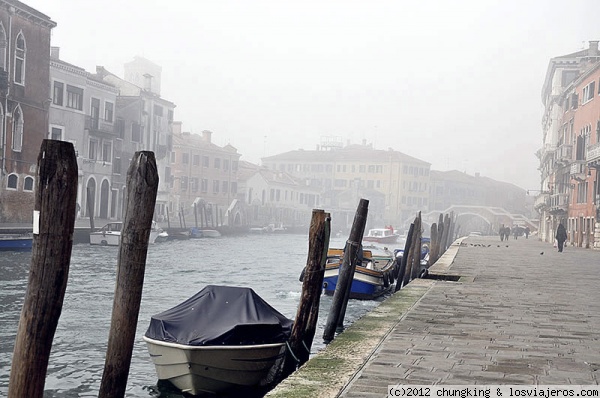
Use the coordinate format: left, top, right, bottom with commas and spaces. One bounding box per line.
86, 185, 95, 231
166, 208, 171, 229
323, 199, 368, 343
429, 222, 438, 266
281, 210, 330, 377
441, 213, 451, 253
193, 203, 198, 228
98, 151, 159, 398
395, 222, 414, 292
410, 212, 422, 280
8, 140, 78, 398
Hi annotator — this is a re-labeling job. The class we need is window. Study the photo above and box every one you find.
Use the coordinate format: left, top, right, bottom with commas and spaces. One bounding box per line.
224, 159, 229, 171
14, 32, 25, 84
113, 157, 121, 175
214, 158, 221, 169
12, 105, 23, 151
7, 173, 17, 189
222, 181, 228, 193
193, 154, 199, 166
583, 81, 596, 104
153, 104, 163, 116
53, 81, 64, 105
115, 118, 125, 138
182, 153, 189, 164
89, 139, 98, 160
231, 182, 237, 194
181, 176, 188, 191
102, 141, 112, 162
104, 102, 114, 122
0, 22, 6, 71
201, 178, 208, 193
167, 109, 174, 122
170, 151, 175, 163
50, 126, 63, 140
66, 85, 83, 110
23, 176, 33, 191
213, 180, 219, 193
132, 123, 142, 142
202, 156, 209, 167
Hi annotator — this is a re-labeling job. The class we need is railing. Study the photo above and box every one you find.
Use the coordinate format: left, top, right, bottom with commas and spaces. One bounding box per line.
548, 193, 569, 212
534, 194, 549, 209
587, 142, 600, 163
570, 160, 586, 175
85, 116, 115, 135
556, 144, 572, 163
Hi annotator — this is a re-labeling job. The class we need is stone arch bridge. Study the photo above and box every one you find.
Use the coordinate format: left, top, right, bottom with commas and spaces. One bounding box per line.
412, 205, 536, 236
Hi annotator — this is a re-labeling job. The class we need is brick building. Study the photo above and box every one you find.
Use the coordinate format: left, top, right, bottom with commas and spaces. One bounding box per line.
0, 0, 55, 222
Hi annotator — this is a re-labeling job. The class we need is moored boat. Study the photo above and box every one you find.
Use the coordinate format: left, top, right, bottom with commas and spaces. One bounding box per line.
0, 234, 33, 251
143, 285, 293, 396
363, 228, 400, 244
89, 221, 165, 246
320, 246, 397, 300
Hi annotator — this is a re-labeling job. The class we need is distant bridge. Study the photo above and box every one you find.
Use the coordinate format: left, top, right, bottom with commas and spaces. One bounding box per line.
412, 205, 536, 235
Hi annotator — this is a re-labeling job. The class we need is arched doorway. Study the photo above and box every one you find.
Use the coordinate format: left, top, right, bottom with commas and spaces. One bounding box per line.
86, 178, 96, 218
100, 179, 110, 219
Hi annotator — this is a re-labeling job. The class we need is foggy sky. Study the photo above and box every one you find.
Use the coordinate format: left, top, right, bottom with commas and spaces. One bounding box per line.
27, 0, 600, 190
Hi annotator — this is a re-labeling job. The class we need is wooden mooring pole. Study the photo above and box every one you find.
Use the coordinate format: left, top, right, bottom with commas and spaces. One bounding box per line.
86, 185, 95, 231
98, 151, 159, 398
323, 199, 368, 343
282, 209, 330, 377
8, 140, 78, 398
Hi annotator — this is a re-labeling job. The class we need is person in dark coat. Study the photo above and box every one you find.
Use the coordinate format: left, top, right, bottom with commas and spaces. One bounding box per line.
524, 226, 530, 239
555, 223, 567, 252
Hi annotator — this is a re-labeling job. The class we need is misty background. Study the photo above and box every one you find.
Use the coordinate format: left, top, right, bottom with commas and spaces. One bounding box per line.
27, 0, 600, 190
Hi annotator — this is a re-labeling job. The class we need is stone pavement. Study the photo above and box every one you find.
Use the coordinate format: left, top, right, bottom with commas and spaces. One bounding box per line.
268, 236, 600, 398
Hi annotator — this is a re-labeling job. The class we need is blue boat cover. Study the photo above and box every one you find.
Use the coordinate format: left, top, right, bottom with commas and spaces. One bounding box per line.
145, 285, 293, 346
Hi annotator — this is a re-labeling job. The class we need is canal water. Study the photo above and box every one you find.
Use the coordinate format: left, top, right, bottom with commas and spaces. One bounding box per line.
0, 234, 382, 397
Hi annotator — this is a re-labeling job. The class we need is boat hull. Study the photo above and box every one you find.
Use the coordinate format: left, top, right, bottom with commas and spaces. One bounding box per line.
323, 265, 391, 300
143, 337, 286, 396
89, 229, 162, 246
0, 236, 33, 251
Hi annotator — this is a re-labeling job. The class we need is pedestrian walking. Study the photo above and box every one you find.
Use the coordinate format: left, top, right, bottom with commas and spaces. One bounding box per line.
555, 223, 567, 253
524, 226, 530, 239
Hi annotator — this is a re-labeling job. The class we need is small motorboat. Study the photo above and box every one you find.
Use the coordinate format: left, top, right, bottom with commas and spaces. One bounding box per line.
0, 233, 33, 251
317, 246, 397, 300
143, 285, 293, 396
89, 221, 166, 246
363, 228, 400, 244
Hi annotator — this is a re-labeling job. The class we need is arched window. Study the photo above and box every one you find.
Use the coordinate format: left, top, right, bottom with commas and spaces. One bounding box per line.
12, 105, 23, 151
0, 22, 6, 71
7, 173, 17, 189
23, 176, 34, 191
14, 32, 25, 84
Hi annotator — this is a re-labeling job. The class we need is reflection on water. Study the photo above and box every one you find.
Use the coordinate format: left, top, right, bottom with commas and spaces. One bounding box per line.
0, 234, 381, 397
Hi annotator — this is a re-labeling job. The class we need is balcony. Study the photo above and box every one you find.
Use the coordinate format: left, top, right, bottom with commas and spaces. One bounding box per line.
534, 193, 549, 210
548, 193, 569, 214
555, 144, 572, 165
85, 116, 115, 137
587, 142, 600, 167
570, 160, 586, 180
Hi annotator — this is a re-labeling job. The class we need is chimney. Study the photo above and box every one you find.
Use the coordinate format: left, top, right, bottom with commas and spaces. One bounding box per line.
202, 130, 212, 143
589, 41, 599, 56
50, 46, 60, 60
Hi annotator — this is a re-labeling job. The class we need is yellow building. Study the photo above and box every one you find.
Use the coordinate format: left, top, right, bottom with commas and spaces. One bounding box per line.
261, 141, 430, 229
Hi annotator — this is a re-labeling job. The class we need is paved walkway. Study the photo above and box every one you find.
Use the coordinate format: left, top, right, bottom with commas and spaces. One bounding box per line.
268, 236, 600, 398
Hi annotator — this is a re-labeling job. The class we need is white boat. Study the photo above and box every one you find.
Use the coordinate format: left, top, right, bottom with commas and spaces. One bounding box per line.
89, 221, 166, 246
363, 228, 400, 244
143, 285, 293, 396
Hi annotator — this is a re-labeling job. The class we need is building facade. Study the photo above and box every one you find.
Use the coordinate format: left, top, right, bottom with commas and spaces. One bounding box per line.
261, 140, 431, 230
96, 57, 175, 221
168, 123, 241, 225
49, 47, 120, 221
538, 41, 600, 248
0, 0, 55, 222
